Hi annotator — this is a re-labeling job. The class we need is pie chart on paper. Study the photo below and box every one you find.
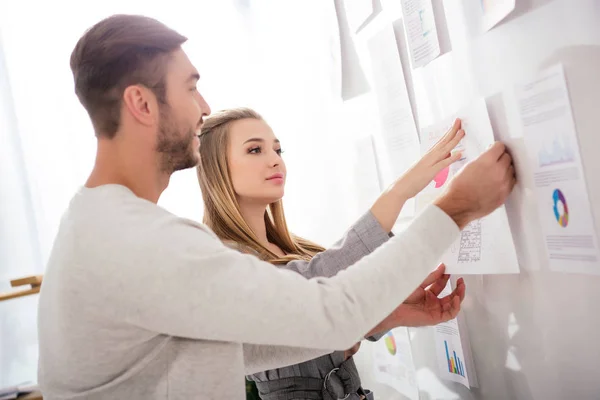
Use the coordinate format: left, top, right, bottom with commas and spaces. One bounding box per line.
384, 331, 397, 356
434, 166, 450, 188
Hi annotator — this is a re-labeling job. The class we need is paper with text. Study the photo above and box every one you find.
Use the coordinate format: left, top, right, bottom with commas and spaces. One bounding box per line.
401, 0, 440, 68
417, 98, 520, 274
367, 25, 420, 217
517, 64, 600, 275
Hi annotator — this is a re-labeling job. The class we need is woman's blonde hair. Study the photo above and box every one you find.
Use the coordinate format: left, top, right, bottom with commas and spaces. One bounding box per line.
197, 107, 325, 265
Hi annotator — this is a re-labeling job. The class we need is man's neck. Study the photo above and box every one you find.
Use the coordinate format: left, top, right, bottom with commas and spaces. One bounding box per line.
86, 138, 170, 204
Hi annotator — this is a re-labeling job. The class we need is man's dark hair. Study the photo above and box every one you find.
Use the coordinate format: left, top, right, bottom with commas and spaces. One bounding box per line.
70, 14, 187, 138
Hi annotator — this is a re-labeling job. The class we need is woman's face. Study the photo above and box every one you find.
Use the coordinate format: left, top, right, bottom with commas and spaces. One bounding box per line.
227, 118, 286, 206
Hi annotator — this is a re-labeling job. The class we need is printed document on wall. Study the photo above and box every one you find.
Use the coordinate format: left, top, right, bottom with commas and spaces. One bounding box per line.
480, 0, 515, 32
373, 327, 419, 400
352, 136, 384, 217
516, 64, 600, 275
400, 0, 440, 68
434, 282, 470, 388
367, 25, 420, 217
417, 98, 520, 274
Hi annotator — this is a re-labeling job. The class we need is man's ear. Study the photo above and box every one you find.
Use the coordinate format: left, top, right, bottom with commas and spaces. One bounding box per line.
122, 85, 159, 127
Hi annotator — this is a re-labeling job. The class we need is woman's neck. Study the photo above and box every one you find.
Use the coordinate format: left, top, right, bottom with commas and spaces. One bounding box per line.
238, 200, 270, 245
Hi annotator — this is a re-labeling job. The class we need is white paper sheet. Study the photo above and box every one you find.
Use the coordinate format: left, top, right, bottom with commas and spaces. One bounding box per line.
434, 282, 470, 388
352, 136, 383, 215
400, 0, 440, 68
516, 64, 600, 275
344, 0, 373, 32
480, 0, 515, 32
373, 328, 419, 400
367, 25, 421, 217
417, 98, 520, 274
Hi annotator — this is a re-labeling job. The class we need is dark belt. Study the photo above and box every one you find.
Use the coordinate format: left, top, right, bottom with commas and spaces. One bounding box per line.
254, 357, 374, 400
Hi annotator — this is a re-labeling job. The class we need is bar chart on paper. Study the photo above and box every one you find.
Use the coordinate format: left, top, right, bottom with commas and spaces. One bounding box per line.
435, 283, 471, 387
435, 322, 470, 387
444, 340, 465, 377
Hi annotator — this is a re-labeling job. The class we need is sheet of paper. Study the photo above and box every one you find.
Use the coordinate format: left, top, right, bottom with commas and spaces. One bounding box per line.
400, 0, 440, 68
373, 328, 419, 400
516, 64, 600, 275
434, 282, 470, 388
367, 25, 421, 217
480, 0, 515, 32
417, 98, 520, 274
456, 309, 479, 388
344, 0, 373, 32
352, 136, 383, 215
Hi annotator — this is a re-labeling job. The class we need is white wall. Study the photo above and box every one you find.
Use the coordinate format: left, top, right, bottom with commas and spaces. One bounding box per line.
343, 1, 600, 399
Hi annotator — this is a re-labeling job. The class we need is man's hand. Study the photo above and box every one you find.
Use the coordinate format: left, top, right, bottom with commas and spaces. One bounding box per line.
435, 141, 516, 229
366, 264, 465, 336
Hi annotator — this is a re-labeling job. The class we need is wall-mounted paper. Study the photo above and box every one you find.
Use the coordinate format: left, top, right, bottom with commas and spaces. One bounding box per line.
434, 282, 471, 388
480, 0, 515, 32
400, 0, 440, 68
516, 64, 600, 275
373, 328, 419, 400
352, 135, 383, 215
344, 0, 373, 32
367, 25, 421, 217
417, 98, 520, 274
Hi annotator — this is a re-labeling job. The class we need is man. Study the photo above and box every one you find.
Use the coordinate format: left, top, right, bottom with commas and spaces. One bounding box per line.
37, 14, 516, 399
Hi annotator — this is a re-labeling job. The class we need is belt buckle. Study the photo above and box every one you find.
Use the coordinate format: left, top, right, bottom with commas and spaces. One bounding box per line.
323, 368, 350, 400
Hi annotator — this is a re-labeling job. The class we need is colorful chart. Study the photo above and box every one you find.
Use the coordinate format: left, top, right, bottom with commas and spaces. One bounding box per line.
553, 189, 569, 227
444, 340, 465, 377
433, 166, 450, 188
538, 136, 575, 167
384, 331, 397, 356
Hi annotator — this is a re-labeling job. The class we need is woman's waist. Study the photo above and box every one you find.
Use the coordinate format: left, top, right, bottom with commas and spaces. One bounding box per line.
248, 354, 372, 400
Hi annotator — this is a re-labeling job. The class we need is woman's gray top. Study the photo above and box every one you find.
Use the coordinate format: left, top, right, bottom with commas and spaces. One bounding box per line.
229, 211, 392, 400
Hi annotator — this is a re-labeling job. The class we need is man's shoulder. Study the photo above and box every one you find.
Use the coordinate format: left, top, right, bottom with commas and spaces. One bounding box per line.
64, 185, 218, 248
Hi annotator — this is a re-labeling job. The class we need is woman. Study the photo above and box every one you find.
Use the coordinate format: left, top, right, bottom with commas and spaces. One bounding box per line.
197, 108, 466, 400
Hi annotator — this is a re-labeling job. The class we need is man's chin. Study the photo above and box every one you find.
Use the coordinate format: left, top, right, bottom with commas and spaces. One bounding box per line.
172, 154, 200, 173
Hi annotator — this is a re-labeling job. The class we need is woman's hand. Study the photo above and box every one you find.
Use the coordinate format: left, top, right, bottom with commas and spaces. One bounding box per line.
369, 119, 464, 232
364, 264, 466, 335
390, 118, 465, 200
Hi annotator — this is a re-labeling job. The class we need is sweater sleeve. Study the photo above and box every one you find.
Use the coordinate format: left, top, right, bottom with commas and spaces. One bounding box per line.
281, 210, 393, 343
106, 204, 459, 351
282, 210, 392, 278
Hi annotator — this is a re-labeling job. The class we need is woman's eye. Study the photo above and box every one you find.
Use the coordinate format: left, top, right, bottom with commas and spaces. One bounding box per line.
248, 146, 261, 154
276, 148, 284, 155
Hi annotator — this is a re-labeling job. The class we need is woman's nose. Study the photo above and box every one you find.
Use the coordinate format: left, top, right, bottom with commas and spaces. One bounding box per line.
269, 151, 280, 167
